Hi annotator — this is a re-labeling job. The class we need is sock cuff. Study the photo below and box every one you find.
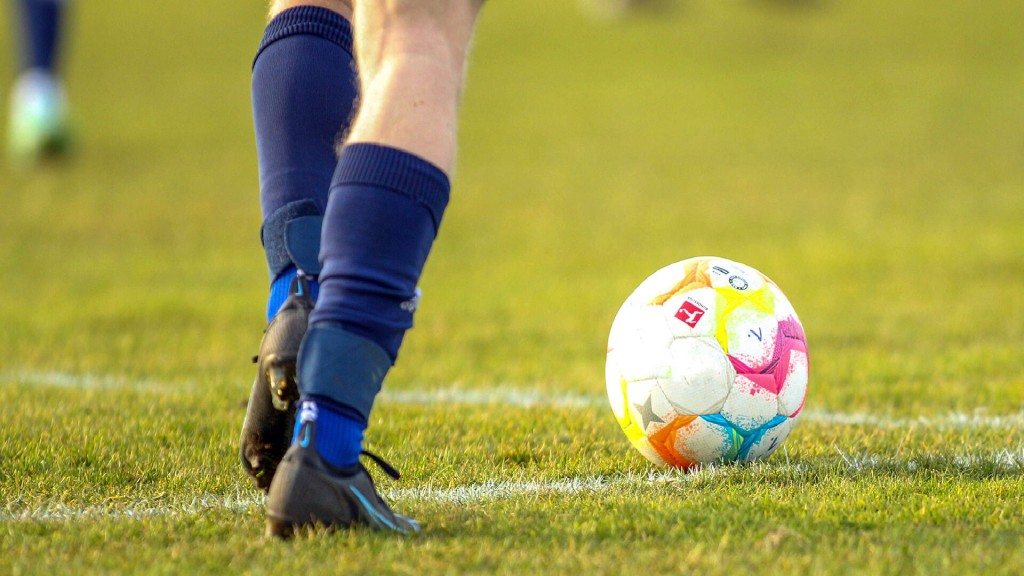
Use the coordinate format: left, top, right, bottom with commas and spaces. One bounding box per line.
255, 5, 353, 65
333, 143, 452, 232
297, 322, 392, 421
260, 199, 324, 280
303, 394, 368, 426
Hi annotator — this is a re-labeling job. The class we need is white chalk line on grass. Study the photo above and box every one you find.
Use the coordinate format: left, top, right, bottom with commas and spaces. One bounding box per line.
0, 476, 640, 524
0, 492, 263, 524
380, 389, 1024, 431
5, 449, 1024, 525
4, 370, 1023, 431
0, 370, 198, 394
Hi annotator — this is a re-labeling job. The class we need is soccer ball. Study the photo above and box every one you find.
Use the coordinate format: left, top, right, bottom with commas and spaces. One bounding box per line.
605, 256, 808, 469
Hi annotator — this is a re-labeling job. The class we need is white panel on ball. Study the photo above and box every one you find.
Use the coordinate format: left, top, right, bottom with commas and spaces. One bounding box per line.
605, 352, 627, 421
662, 337, 733, 415
724, 303, 778, 370
707, 259, 765, 293
721, 375, 780, 434
672, 419, 734, 463
625, 379, 671, 430
777, 349, 809, 417
663, 286, 718, 338
741, 417, 795, 462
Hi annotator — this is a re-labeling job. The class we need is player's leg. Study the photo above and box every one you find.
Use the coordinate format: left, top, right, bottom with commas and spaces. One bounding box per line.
7, 0, 71, 166
238, 0, 358, 492
264, 0, 485, 537
255, 0, 355, 316
344, 0, 484, 174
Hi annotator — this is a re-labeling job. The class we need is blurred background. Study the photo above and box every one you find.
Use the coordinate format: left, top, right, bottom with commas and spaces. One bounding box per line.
1, 0, 1022, 412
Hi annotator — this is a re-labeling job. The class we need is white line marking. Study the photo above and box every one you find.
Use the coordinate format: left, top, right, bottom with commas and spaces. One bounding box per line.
0, 476, 643, 524
831, 447, 1024, 473
388, 474, 631, 506
4, 370, 1024, 430
0, 371, 196, 393
0, 492, 263, 524
802, 410, 1024, 430
379, 389, 1024, 430
4, 449, 1023, 525
381, 387, 603, 409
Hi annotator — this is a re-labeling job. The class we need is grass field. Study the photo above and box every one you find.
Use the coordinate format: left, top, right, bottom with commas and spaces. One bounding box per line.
2, 0, 1023, 573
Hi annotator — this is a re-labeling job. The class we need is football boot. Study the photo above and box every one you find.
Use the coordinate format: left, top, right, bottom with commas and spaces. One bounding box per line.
265, 413, 420, 537
239, 274, 314, 492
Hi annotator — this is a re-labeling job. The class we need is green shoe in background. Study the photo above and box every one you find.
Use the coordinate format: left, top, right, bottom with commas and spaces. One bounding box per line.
7, 69, 71, 169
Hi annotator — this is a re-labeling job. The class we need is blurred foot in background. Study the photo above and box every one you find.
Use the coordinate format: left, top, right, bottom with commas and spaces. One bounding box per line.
6, 0, 72, 169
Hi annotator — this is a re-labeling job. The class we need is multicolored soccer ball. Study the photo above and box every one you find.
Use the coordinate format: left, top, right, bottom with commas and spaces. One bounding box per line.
605, 257, 808, 469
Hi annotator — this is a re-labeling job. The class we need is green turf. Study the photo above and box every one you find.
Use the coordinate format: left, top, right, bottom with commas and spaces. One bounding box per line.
2, 0, 1023, 574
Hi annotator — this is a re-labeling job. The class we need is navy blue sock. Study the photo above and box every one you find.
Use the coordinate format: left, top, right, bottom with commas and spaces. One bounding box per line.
16, 0, 66, 72
252, 6, 358, 221
311, 144, 451, 361
293, 396, 364, 468
252, 7, 356, 318
267, 266, 320, 321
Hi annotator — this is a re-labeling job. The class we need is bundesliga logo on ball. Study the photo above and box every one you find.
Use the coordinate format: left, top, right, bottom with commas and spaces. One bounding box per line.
606, 257, 809, 469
